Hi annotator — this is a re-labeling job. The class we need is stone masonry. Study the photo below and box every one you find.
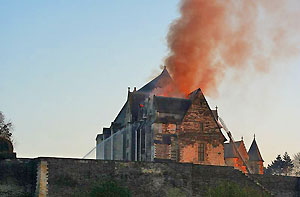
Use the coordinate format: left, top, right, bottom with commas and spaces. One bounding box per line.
2, 157, 299, 197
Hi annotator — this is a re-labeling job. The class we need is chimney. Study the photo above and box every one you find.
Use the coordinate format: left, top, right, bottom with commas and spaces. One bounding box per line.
103, 128, 111, 140
96, 134, 104, 145
215, 106, 219, 120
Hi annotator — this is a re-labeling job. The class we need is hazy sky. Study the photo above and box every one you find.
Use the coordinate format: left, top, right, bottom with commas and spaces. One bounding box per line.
1, 1, 299, 165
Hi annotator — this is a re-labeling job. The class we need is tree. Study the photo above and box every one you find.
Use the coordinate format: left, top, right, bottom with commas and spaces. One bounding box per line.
293, 152, 300, 176
282, 152, 294, 176
265, 154, 284, 175
0, 111, 13, 141
266, 152, 294, 176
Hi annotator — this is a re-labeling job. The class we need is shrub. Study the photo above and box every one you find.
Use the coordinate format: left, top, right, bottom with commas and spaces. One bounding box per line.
167, 188, 187, 197
89, 181, 131, 197
206, 181, 270, 197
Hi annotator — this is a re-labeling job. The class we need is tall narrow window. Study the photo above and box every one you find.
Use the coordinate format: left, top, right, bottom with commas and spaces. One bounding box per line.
200, 123, 204, 133
126, 139, 129, 148
198, 143, 205, 161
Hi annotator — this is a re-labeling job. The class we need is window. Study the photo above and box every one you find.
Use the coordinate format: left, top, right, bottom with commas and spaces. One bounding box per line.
126, 139, 129, 148
200, 123, 204, 133
198, 143, 205, 161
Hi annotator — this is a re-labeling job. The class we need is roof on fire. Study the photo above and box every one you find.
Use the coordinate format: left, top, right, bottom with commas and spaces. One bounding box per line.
114, 67, 175, 126
138, 67, 173, 93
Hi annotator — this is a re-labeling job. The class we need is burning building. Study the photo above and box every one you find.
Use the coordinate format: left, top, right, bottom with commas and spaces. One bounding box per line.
95, 67, 263, 173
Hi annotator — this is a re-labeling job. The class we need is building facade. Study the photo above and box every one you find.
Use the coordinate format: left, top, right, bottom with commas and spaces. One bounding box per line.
96, 68, 263, 173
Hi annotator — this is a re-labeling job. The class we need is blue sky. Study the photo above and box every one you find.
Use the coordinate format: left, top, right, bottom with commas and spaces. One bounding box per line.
0, 1, 299, 164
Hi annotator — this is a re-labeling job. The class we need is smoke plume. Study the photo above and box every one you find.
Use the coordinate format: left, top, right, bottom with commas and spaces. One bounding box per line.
165, 0, 299, 96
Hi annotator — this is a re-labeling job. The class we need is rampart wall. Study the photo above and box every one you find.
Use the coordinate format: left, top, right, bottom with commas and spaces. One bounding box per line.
0, 159, 37, 196
0, 157, 299, 197
251, 174, 300, 197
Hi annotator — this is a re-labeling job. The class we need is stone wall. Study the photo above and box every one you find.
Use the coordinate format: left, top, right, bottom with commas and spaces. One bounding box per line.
1, 157, 299, 197
251, 174, 300, 197
177, 90, 225, 165
43, 157, 268, 197
0, 159, 37, 197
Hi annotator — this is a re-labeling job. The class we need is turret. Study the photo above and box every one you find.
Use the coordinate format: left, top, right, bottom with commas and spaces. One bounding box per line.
248, 135, 264, 174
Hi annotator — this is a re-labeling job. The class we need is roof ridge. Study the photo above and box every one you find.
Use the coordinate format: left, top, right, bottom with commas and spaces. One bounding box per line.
138, 67, 173, 93
155, 95, 190, 101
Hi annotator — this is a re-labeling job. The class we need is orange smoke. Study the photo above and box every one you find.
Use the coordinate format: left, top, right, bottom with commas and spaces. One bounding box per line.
165, 0, 299, 95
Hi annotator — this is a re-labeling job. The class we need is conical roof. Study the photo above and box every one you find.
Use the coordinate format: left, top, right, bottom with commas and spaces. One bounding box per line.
248, 138, 264, 161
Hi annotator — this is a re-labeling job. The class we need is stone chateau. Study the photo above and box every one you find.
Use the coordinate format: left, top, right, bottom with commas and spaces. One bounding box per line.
96, 67, 264, 174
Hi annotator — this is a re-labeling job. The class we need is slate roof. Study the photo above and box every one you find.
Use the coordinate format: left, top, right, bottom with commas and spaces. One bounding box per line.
138, 67, 173, 93
224, 141, 242, 158
248, 138, 264, 161
153, 96, 191, 114
113, 101, 127, 126
113, 92, 148, 126
114, 68, 178, 126
129, 92, 148, 122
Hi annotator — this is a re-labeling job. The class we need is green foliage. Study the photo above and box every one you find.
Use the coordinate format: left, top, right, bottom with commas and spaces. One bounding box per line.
0, 111, 13, 141
206, 181, 270, 197
89, 180, 131, 197
266, 152, 294, 175
265, 155, 283, 175
282, 152, 294, 175
167, 188, 187, 197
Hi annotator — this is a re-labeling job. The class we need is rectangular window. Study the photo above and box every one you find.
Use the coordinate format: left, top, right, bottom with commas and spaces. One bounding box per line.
198, 143, 205, 161
200, 123, 204, 133
126, 139, 129, 148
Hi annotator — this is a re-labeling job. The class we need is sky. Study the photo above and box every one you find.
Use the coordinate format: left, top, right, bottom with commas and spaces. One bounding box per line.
0, 1, 299, 165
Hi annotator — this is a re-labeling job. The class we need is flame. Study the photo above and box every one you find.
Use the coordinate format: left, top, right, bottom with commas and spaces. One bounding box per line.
165, 0, 300, 96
